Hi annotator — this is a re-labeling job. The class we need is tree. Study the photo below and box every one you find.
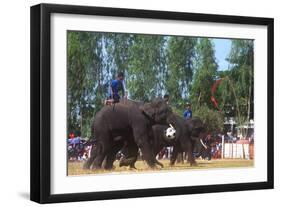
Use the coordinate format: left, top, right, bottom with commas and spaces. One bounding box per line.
193, 106, 224, 133
67, 31, 105, 137
166, 36, 197, 106
190, 38, 218, 109
217, 40, 254, 122
228, 39, 254, 120
126, 35, 166, 101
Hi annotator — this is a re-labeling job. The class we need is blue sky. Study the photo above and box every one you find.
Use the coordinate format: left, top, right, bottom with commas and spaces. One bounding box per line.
213, 38, 232, 71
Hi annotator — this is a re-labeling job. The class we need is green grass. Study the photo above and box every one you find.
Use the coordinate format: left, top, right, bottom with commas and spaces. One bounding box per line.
68, 159, 254, 176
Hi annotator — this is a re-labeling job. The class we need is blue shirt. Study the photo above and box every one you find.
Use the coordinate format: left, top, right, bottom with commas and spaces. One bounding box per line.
183, 109, 192, 120
68, 137, 81, 145
109, 79, 124, 99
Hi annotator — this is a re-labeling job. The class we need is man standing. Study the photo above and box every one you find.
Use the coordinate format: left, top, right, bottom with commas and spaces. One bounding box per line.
183, 102, 192, 120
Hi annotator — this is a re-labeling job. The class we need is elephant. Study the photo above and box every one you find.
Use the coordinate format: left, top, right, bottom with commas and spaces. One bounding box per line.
83, 98, 174, 170
155, 114, 206, 166
118, 116, 208, 168
169, 117, 208, 166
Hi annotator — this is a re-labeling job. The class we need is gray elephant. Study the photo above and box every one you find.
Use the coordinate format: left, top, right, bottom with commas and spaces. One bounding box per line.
169, 117, 207, 166
84, 98, 174, 170
119, 116, 207, 168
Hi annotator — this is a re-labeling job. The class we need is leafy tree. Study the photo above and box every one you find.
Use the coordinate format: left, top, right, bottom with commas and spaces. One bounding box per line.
105, 33, 132, 79
126, 35, 165, 101
166, 36, 197, 106
217, 40, 254, 123
193, 106, 224, 133
67, 31, 106, 137
228, 40, 254, 120
190, 38, 218, 109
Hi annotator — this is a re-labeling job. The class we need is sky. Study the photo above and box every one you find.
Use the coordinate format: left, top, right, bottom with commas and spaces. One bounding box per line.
213, 38, 232, 71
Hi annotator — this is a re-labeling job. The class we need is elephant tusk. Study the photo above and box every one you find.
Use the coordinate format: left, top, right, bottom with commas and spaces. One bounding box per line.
200, 139, 208, 149
169, 124, 175, 129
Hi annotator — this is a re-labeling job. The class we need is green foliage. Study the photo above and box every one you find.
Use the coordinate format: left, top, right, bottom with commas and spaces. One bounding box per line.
190, 38, 218, 109
193, 106, 224, 133
126, 35, 165, 101
67, 32, 106, 137
217, 40, 254, 124
67, 31, 253, 137
166, 37, 197, 103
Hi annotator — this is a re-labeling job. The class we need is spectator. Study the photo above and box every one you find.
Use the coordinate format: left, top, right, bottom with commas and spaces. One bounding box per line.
69, 132, 75, 139
183, 102, 192, 120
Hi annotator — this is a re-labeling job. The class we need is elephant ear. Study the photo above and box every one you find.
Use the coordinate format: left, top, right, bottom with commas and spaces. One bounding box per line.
189, 118, 207, 139
185, 119, 194, 131
139, 103, 155, 119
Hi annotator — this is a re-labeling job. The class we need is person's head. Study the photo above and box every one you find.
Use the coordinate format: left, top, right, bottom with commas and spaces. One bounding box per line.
186, 102, 191, 109
163, 94, 169, 102
117, 72, 124, 81
69, 132, 74, 138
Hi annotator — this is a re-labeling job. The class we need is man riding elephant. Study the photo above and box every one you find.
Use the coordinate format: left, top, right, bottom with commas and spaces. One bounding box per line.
84, 98, 175, 170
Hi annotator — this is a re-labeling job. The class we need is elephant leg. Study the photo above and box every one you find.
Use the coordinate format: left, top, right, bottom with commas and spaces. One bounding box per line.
104, 142, 123, 170
84, 158, 94, 169
139, 144, 156, 168
127, 141, 138, 169
119, 141, 138, 169
187, 141, 197, 166
92, 138, 112, 169
170, 145, 180, 166
119, 157, 138, 169
155, 160, 164, 168
133, 132, 156, 168
177, 152, 184, 164
92, 143, 104, 169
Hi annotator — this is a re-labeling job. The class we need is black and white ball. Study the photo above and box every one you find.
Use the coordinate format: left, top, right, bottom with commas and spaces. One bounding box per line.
165, 126, 176, 139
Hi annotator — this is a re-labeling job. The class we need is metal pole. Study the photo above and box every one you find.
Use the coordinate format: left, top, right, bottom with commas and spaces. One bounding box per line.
221, 135, 224, 159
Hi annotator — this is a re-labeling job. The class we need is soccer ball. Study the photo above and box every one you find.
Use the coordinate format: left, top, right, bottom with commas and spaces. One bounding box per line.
165, 125, 176, 140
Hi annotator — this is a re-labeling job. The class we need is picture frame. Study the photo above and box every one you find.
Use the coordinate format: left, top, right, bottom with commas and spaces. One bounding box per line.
30, 3, 274, 203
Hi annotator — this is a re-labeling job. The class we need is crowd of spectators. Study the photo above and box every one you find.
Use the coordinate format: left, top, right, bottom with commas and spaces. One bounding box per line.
67, 133, 92, 161
67, 131, 254, 162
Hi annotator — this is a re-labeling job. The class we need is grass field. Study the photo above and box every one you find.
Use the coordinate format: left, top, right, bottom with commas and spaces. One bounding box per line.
68, 159, 254, 176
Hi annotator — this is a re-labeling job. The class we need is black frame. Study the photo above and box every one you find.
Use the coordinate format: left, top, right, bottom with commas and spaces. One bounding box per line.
30, 3, 274, 204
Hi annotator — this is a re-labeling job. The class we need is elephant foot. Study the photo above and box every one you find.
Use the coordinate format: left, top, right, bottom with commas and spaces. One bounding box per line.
92, 167, 102, 171
156, 160, 164, 168
190, 161, 198, 166
147, 163, 157, 169
129, 166, 137, 170
104, 165, 115, 170
119, 157, 136, 167
169, 161, 176, 166
91, 164, 103, 171
119, 159, 127, 167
